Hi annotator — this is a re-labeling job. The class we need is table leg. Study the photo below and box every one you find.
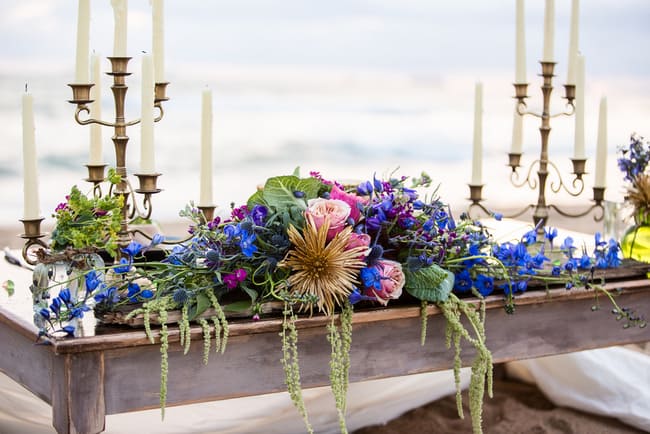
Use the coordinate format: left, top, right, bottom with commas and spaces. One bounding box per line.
51, 351, 106, 434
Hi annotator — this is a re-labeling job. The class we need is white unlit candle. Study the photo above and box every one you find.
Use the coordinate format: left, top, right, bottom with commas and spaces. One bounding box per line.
75, 0, 90, 83
471, 82, 483, 186
140, 54, 156, 173
573, 54, 585, 159
89, 54, 103, 164
152, 0, 165, 83
515, 0, 526, 83
566, 0, 580, 85
542, 0, 555, 62
111, 0, 128, 57
199, 89, 214, 206
594, 97, 608, 188
510, 102, 524, 155
22, 90, 40, 220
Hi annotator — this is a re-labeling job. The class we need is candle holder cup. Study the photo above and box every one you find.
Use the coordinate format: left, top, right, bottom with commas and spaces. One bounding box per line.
20, 218, 48, 265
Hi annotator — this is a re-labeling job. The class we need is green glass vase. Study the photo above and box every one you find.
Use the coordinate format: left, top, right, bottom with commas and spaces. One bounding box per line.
621, 224, 650, 262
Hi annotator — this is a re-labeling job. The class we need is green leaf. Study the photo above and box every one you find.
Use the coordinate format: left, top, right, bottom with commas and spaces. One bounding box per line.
404, 264, 455, 302
2, 280, 15, 297
259, 175, 323, 211
241, 285, 258, 304
246, 189, 264, 208
223, 300, 252, 312
188, 292, 212, 320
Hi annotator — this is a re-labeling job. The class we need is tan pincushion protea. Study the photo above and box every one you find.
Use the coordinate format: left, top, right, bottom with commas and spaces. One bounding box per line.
627, 173, 650, 223
281, 215, 367, 315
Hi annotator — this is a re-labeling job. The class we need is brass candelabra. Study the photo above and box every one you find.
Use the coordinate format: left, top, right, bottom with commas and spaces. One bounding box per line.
20, 56, 214, 264
468, 61, 604, 230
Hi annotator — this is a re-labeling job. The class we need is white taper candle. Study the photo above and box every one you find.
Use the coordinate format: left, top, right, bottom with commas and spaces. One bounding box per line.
199, 89, 214, 206
111, 0, 128, 57
471, 82, 483, 186
594, 97, 608, 188
140, 54, 156, 173
152, 0, 165, 83
89, 53, 103, 164
566, 0, 580, 85
573, 54, 586, 159
542, 0, 555, 62
74, 0, 90, 83
510, 102, 524, 155
22, 90, 40, 220
515, 0, 526, 83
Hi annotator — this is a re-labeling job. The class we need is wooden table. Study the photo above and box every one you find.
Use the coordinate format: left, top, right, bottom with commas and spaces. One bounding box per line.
1, 264, 649, 434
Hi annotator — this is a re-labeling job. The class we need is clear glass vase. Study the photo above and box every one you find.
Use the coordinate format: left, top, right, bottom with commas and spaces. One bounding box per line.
621, 223, 650, 262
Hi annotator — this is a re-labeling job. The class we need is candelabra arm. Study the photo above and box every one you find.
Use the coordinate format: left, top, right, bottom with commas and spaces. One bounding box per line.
510, 160, 540, 190
74, 105, 118, 127
154, 103, 165, 123
551, 101, 576, 118
548, 203, 604, 222
546, 160, 585, 197
516, 103, 543, 118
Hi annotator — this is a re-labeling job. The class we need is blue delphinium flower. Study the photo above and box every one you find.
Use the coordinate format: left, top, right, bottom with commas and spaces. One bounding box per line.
454, 269, 472, 293
58, 288, 72, 305
522, 229, 537, 246
50, 297, 62, 315
122, 240, 143, 258
357, 181, 373, 196
151, 233, 165, 246
85, 270, 101, 293
250, 205, 268, 226
360, 267, 382, 290
61, 325, 76, 337
474, 274, 494, 297
94, 286, 120, 304
348, 287, 377, 305
69, 305, 90, 320
113, 257, 131, 274
545, 227, 558, 248
239, 230, 258, 257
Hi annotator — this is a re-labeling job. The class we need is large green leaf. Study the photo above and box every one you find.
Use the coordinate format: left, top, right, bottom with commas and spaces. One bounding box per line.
404, 264, 455, 302
261, 175, 322, 211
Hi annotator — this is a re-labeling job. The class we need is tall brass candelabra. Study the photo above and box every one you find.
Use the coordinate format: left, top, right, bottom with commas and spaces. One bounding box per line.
20, 56, 214, 264
468, 61, 604, 231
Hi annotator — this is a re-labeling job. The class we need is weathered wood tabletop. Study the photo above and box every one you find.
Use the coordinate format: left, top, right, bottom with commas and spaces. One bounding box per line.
1, 262, 649, 434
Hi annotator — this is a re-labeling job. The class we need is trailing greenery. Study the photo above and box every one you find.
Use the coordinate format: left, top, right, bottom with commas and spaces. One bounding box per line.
440, 293, 493, 434
420, 300, 428, 346
328, 302, 353, 434
281, 302, 313, 434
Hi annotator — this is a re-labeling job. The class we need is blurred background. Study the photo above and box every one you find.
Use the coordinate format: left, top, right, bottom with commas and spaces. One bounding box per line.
0, 0, 648, 228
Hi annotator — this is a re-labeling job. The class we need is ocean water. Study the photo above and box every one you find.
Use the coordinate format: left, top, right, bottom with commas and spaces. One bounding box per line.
1, 65, 644, 227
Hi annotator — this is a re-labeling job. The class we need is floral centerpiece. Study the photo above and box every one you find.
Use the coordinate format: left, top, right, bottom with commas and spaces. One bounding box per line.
28, 169, 644, 434
618, 134, 650, 261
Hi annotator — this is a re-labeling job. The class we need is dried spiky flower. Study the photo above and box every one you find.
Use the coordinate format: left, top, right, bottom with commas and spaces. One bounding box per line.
627, 173, 650, 223
281, 216, 366, 315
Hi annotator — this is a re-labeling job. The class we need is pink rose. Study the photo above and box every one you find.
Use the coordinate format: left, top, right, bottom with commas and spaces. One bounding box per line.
329, 185, 368, 222
363, 259, 405, 305
306, 198, 351, 240
346, 232, 371, 258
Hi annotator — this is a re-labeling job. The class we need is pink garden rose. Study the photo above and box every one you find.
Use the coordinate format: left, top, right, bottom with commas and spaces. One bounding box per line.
329, 185, 368, 222
306, 198, 351, 240
363, 259, 405, 305
346, 232, 371, 258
